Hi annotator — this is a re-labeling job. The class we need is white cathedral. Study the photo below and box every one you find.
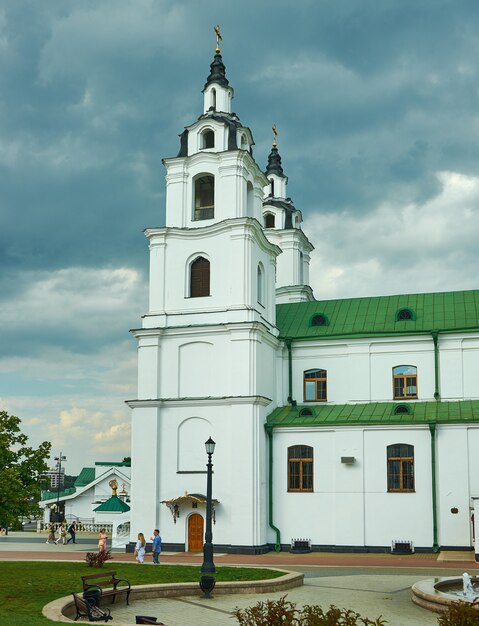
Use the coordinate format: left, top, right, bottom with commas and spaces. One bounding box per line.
128, 40, 479, 558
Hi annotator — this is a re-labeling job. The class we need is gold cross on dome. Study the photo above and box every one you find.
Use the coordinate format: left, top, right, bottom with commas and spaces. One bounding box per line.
214, 25, 222, 53
272, 124, 278, 148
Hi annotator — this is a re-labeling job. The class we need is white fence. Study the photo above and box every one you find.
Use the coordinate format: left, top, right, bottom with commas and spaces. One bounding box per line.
38, 522, 113, 533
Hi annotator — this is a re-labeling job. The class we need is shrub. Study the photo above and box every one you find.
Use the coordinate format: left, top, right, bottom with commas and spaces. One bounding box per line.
437, 600, 479, 626
232, 596, 297, 625
232, 595, 387, 625
301, 603, 387, 625
85, 550, 113, 568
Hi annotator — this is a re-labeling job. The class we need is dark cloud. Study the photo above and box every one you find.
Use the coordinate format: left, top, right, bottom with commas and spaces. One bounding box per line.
2, 0, 479, 470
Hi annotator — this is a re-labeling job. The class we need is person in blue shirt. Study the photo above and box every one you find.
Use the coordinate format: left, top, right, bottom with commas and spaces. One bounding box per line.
151, 529, 161, 564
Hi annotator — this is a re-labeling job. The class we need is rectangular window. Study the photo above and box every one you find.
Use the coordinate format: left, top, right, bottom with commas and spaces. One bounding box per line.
305, 381, 316, 401
304, 369, 327, 402
393, 366, 417, 400
194, 176, 214, 220
288, 445, 313, 492
387, 444, 415, 492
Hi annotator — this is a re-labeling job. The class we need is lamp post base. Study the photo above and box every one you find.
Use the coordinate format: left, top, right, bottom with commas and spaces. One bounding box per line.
199, 574, 216, 599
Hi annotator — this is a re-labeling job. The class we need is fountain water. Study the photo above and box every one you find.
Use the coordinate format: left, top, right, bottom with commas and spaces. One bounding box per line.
462, 573, 477, 601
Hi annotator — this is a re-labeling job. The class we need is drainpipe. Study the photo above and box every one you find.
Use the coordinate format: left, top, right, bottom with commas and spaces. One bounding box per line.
428, 421, 439, 552
431, 331, 440, 400
285, 338, 295, 405
265, 424, 281, 551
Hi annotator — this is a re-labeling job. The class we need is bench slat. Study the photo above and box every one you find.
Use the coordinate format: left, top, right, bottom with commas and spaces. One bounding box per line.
81, 571, 131, 606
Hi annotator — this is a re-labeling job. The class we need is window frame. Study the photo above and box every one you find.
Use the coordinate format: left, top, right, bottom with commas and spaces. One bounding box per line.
194, 175, 215, 221
303, 369, 327, 402
310, 313, 328, 327
201, 129, 215, 149
387, 444, 415, 492
189, 256, 210, 298
287, 445, 313, 492
392, 365, 418, 400
264, 212, 275, 228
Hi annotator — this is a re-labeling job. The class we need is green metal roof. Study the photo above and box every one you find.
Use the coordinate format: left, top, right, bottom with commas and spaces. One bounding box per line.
74, 468, 95, 487
266, 400, 479, 429
94, 495, 130, 513
276, 289, 479, 340
41, 487, 76, 501
95, 461, 131, 467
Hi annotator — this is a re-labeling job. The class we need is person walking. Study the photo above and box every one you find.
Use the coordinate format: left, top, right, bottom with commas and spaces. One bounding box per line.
134, 532, 146, 564
66, 520, 77, 544
98, 528, 108, 552
56, 524, 67, 544
45, 525, 56, 544
150, 529, 161, 564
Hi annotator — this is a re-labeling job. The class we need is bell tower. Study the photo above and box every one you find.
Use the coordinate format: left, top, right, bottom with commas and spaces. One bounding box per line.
128, 30, 281, 554
262, 130, 315, 303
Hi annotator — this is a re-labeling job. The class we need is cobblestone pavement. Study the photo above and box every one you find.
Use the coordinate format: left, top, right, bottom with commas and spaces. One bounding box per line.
90, 572, 441, 626
2, 532, 478, 625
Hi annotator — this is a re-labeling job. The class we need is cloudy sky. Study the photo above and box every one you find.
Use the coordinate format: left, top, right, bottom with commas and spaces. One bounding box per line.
1, 0, 479, 474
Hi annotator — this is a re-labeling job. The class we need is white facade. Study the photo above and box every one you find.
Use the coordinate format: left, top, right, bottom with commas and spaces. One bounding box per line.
272, 424, 478, 550
128, 45, 479, 556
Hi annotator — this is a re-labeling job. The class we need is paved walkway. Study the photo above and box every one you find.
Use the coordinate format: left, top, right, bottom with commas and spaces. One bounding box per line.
2, 532, 478, 625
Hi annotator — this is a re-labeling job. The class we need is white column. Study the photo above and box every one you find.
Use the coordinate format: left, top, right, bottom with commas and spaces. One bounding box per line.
472, 497, 479, 561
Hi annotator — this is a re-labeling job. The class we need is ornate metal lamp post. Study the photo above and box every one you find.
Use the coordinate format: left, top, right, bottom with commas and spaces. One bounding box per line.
200, 437, 216, 598
54, 452, 67, 522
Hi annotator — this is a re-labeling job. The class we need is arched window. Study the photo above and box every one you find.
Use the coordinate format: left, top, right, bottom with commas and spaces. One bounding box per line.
194, 176, 214, 220
211, 88, 216, 110
299, 251, 304, 284
257, 263, 264, 305
387, 444, 414, 492
190, 257, 210, 297
201, 130, 215, 149
304, 369, 327, 402
240, 134, 247, 149
311, 314, 328, 327
394, 404, 411, 415
288, 445, 313, 492
299, 408, 313, 417
264, 213, 275, 228
393, 365, 417, 399
270, 178, 275, 196
396, 308, 416, 321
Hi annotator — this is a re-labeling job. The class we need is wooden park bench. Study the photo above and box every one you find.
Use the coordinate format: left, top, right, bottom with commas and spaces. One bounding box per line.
72, 592, 112, 622
81, 571, 131, 606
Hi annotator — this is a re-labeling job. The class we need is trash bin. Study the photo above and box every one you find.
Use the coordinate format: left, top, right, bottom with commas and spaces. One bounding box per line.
83, 588, 102, 608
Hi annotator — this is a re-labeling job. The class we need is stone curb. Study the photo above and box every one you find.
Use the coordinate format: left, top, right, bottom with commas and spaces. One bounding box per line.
42, 570, 303, 623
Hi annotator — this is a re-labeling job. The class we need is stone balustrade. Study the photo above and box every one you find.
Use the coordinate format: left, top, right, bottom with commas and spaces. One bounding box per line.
38, 522, 113, 533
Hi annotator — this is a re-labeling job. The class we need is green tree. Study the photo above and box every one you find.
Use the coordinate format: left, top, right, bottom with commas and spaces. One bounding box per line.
0, 411, 51, 528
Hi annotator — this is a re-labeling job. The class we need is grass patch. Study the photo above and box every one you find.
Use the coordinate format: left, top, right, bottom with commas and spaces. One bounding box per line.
0, 561, 283, 625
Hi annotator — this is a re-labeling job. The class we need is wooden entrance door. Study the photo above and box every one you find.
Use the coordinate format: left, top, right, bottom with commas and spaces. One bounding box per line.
188, 513, 204, 552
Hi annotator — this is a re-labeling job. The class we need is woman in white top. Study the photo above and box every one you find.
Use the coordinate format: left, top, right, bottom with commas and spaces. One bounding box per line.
135, 532, 146, 563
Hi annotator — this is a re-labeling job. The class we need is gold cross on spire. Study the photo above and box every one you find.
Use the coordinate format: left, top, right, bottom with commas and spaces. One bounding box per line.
214, 25, 222, 53
272, 124, 278, 148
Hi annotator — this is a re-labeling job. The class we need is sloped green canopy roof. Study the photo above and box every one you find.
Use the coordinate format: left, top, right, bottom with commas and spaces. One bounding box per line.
276, 289, 479, 340
266, 400, 479, 429
41, 487, 76, 501
74, 467, 95, 487
94, 495, 130, 513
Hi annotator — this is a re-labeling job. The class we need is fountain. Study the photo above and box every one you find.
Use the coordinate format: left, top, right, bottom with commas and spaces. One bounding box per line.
412, 573, 479, 613
463, 573, 477, 601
